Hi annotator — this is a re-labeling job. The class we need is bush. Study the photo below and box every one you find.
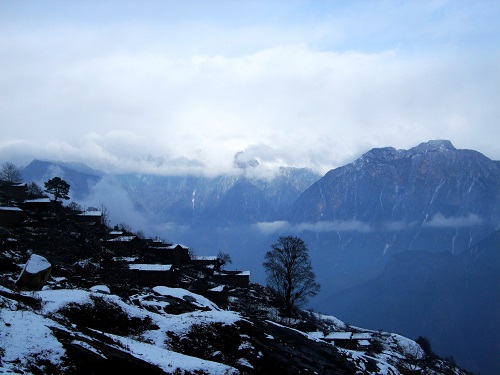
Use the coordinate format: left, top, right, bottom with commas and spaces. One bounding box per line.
58, 295, 158, 336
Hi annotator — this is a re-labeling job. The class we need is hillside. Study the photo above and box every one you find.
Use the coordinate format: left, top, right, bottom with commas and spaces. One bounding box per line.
0, 183, 469, 374
9, 139, 500, 374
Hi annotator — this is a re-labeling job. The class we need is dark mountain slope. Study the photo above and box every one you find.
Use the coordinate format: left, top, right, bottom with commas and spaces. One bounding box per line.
21, 159, 103, 200
116, 167, 320, 226
320, 229, 500, 375
286, 140, 499, 294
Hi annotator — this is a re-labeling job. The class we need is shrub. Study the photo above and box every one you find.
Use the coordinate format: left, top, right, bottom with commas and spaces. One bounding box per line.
58, 295, 158, 336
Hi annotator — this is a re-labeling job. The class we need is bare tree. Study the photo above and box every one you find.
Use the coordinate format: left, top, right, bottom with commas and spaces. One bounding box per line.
263, 236, 320, 315
26, 182, 46, 199
0, 162, 22, 183
217, 250, 232, 270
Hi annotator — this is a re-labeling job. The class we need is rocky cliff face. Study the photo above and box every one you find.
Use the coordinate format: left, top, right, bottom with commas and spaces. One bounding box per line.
286, 140, 500, 269
288, 140, 500, 225
116, 166, 320, 226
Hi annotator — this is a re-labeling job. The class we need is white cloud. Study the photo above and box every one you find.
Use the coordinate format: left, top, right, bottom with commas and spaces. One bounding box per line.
254, 221, 292, 235
80, 176, 150, 233
255, 220, 372, 235
0, 1, 499, 175
423, 213, 483, 228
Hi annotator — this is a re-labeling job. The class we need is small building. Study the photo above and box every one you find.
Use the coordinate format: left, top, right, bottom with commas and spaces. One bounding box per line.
197, 285, 229, 305
191, 255, 219, 269
0, 206, 28, 227
323, 332, 372, 350
142, 243, 191, 266
0, 182, 27, 204
21, 198, 52, 211
212, 270, 250, 287
128, 264, 178, 286
73, 210, 103, 225
104, 235, 142, 256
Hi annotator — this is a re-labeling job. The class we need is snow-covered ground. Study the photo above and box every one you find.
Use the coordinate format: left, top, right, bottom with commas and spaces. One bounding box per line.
0, 286, 240, 374
0, 283, 464, 374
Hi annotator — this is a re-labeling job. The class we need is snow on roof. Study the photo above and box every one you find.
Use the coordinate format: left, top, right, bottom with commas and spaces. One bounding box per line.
165, 243, 189, 250
78, 211, 102, 216
193, 256, 218, 261
113, 256, 138, 262
357, 339, 371, 347
209, 285, 225, 292
24, 198, 51, 203
237, 271, 250, 276
24, 254, 51, 274
109, 230, 123, 235
352, 333, 372, 340
325, 332, 353, 340
0, 206, 23, 211
106, 236, 137, 242
129, 264, 172, 271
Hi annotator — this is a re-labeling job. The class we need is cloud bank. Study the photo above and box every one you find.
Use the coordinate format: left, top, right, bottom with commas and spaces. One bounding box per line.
423, 213, 483, 228
256, 214, 483, 235
1, 1, 499, 176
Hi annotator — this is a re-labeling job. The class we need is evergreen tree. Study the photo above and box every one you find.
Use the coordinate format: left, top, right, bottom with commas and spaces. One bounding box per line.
44, 177, 70, 202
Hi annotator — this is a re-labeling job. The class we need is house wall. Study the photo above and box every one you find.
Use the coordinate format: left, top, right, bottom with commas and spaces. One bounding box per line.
212, 273, 250, 287
0, 209, 28, 227
142, 246, 190, 265
105, 238, 142, 257
130, 269, 178, 286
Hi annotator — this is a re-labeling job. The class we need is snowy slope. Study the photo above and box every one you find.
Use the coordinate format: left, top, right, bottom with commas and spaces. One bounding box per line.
0, 283, 468, 375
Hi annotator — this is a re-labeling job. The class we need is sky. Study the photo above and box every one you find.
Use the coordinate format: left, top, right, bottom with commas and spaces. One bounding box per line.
1, 0, 499, 177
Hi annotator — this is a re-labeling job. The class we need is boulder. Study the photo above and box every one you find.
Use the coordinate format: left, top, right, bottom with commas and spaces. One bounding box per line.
16, 254, 52, 290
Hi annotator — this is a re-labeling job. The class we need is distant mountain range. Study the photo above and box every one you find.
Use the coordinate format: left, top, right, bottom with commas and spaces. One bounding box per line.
18, 140, 500, 374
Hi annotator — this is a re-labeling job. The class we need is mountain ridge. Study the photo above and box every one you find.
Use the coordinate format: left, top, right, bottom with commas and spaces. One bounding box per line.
12, 139, 500, 374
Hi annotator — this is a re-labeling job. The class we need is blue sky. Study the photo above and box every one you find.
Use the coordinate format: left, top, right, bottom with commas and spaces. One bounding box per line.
1, 0, 499, 176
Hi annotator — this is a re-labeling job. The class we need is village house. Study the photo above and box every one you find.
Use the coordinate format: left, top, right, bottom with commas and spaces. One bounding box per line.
0, 182, 27, 205
104, 234, 142, 257
191, 255, 220, 269
128, 263, 179, 286
141, 243, 191, 266
0, 206, 28, 227
20, 197, 52, 212
212, 270, 250, 287
323, 332, 373, 350
72, 210, 103, 225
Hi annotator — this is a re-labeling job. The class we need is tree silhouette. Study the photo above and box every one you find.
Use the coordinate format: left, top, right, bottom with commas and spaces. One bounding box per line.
44, 177, 70, 202
217, 250, 232, 270
0, 162, 22, 183
263, 236, 320, 315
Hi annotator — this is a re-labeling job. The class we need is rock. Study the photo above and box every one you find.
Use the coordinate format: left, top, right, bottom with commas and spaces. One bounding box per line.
90, 285, 111, 294
16, 254, 52, 290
